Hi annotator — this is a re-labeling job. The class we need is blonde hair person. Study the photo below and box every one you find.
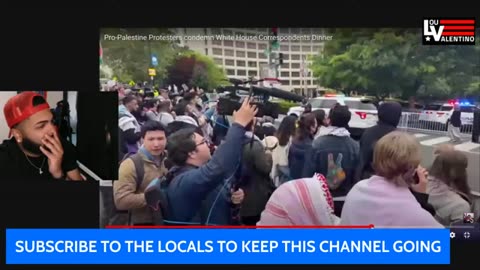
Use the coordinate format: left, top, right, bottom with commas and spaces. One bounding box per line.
372, 131, 422, 187
341, 131, 443, 228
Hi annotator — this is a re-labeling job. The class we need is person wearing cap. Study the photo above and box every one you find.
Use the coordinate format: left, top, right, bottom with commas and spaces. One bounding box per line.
0, 92, 83, 180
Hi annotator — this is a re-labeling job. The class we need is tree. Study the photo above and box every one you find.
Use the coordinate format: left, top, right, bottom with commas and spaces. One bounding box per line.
100, 28, 180, 84
311, 28, 480, 102
165, 50, 228, 91
312, 29, 419, 100
416, 40, 480, 100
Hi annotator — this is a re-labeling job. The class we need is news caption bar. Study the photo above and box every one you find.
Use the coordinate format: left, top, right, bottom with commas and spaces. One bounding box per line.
6, 228, 450, 264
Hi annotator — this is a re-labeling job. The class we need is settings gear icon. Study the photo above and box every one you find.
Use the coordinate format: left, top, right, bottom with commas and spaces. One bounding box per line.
450, 232, 456, 238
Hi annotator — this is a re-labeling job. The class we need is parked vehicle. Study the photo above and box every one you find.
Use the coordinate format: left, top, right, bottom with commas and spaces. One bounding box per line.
419, 99, 478, 131
287, 94, 378, 139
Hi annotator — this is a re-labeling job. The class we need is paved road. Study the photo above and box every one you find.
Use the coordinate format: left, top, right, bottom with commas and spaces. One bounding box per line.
408, 131, 480, 194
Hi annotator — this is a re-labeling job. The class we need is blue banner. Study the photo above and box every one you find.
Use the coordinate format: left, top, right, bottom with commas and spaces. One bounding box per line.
6, 229, 450, 264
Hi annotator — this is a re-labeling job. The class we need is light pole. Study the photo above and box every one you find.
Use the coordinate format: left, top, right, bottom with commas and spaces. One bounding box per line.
147, 39, 154, 87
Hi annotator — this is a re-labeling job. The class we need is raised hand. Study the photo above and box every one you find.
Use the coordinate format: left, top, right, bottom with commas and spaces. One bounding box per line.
326, 153, 346, 190
411, 165, 429, 194
233, 97, 258, 127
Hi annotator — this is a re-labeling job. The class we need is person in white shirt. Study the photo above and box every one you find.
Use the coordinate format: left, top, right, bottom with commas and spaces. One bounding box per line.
270, 115, 297, 187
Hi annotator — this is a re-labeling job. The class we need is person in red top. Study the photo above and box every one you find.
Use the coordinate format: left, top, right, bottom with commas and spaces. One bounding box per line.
0, 92, 83, 180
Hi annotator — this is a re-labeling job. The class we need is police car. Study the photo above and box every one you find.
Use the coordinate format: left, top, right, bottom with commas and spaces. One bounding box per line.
418, 99, 478, 131
287, 94, 378, 139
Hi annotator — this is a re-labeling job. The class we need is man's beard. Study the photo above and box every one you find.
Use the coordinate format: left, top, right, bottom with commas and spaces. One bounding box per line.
21, 137, 43, 155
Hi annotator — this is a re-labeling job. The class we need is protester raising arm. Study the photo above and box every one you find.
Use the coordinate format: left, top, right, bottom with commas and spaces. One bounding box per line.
191, 98, 256, 198
169, 98, 258, 203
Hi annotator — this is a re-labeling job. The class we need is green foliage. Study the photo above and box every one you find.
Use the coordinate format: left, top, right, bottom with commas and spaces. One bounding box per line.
100, 28, 179, 84
276, 100, 299, 110
311, 28, 480, 100
166, 50, 228, 91
272, 100, 300, 114
100, 29, 228, 90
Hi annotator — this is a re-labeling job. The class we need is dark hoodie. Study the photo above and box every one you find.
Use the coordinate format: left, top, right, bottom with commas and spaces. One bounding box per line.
357, 102, 402, 180
450, 109, 461, 127
237, 135, 274, 221
356, 102, 436, 217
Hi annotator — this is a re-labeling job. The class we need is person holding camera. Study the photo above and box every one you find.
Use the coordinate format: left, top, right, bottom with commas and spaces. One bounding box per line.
165, 98, 258, 225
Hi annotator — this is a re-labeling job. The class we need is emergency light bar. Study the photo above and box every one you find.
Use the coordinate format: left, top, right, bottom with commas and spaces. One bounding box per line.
324, 94, 345, 97
448, 99, 472, 106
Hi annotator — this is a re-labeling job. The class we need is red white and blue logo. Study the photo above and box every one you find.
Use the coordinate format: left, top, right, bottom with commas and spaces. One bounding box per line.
423, 18, 476, 45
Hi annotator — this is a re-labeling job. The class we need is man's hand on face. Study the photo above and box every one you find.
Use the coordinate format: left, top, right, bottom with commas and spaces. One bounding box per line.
40, 131, 64, 179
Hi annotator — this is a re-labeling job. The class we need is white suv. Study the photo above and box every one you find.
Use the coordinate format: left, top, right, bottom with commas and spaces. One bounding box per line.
419, 102, 477, 130
287, 96, 378, 138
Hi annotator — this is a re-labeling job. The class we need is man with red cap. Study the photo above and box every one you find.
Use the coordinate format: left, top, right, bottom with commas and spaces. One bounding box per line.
0, 92, 83, 180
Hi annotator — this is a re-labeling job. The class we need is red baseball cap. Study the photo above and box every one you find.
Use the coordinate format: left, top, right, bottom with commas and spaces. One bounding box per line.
4, 91, 50, 129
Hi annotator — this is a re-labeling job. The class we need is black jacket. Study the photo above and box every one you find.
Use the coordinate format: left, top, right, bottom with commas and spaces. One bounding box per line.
288, 138, 313, 179
239, 137, 274, 218
356, 102, 402, 181
289, 137, 313, 180
450, 110, 461, 127
302, 135, 360, 197
357, 123, 397, 180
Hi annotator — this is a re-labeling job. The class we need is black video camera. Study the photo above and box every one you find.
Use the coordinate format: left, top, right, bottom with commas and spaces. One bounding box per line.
216, 79, 304, 119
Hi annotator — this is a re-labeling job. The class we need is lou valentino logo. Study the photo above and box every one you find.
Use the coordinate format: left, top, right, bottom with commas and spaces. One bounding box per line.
423, 18, 476, 45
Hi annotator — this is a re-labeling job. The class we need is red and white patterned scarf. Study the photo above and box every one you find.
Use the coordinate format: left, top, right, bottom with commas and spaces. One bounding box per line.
315, 173, 335, 214
257, 174, 340, 226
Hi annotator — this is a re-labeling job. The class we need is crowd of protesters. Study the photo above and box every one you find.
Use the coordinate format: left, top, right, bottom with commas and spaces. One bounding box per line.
111, 82, 479, 227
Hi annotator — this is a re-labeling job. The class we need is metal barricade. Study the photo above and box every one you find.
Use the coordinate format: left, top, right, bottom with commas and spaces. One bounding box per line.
77, 161, 119, 228
398, 112, 473, 138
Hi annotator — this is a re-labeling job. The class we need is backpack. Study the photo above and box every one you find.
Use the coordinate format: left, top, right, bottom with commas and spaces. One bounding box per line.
234, 139, 276, 220
276, 141, 293, 186
111, 153, 146, 226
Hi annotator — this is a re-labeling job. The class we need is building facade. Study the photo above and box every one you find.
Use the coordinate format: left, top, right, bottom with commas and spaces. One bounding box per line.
174, 28, 326, 96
